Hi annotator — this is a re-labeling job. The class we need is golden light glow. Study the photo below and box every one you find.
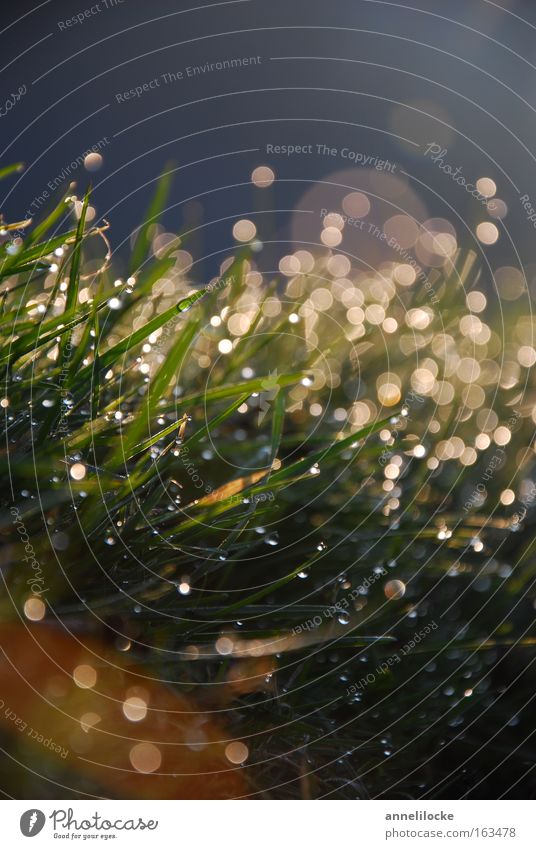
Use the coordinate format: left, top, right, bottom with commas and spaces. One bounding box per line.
378, 384, 401, 406
70, 463, 87, 481
384, 215, 419, 249
495, 266, 525, 301
279, 255, 300, 276
80, 712, 101, 733
321, 227, 343, 247
342, 192, 370, 219
476, 222, 499, 245
73, 664, 97, 689
475, 433, 491, 450
393, 264, 416, 286
466, 291, 487, 312
232, 219, 256, 242
24, 597, 45, 621
476, 177, 497, 198
323, 212, 345, 230
225, 741, 249, 764
500, 489, 515, 505
129, 742, 162, 773
216, 637, 234, 655
518, 346, 536, 367
122, 696, 148, 722
382, 317, 398, 333
251, 165, 275, 187
494, 426, 511, 446
327, 254, 351, 277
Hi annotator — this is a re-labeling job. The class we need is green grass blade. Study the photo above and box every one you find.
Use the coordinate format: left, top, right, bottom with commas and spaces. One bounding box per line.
129, 166, 173, 275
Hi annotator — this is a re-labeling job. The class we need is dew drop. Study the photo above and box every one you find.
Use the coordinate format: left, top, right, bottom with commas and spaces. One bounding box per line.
264, 532, 279, 546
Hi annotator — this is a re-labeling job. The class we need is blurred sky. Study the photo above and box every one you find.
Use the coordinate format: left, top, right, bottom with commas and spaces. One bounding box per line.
2, 0, 536, 285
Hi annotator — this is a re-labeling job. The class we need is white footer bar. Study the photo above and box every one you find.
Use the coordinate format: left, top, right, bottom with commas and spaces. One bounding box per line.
3, 800, 532, 848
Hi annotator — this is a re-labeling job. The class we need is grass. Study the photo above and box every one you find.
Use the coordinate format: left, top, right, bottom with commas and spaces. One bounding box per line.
1, 163, 535, 799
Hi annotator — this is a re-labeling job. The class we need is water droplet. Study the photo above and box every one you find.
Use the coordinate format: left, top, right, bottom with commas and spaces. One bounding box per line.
52, 532, 69, 551
384, 579, 406, 600
264, 532, 279, 546
338, 612, 350, 625
70, 463, 86, 481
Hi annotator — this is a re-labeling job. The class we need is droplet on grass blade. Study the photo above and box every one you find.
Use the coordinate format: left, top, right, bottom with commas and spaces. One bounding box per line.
384, 579, 406, 600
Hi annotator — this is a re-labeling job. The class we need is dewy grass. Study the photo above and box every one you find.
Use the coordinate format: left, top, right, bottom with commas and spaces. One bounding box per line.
1, 164, 535, 799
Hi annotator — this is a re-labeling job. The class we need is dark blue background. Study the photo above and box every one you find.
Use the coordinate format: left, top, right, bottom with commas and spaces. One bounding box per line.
2, 0, 536, 285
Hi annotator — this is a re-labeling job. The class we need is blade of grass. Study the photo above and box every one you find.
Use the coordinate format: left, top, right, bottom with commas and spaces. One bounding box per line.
0, 163, 24, 181
129, 166, 173, 275
269, 415, 395, 485
76, 287, 210, 382
108, 318, 199, 464
64, 187, 90, 314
